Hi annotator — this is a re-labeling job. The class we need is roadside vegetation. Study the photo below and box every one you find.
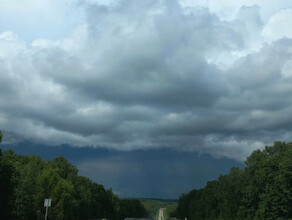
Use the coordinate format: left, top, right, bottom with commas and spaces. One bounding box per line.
0, 130, 148, 220
140, 198, 177, 219
172, 142, 292, 220
4, 128, 292, 220
164, 203, 178, 219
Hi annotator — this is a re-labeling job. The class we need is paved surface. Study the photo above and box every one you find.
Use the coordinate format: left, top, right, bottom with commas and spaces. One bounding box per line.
158, 208, 164, 220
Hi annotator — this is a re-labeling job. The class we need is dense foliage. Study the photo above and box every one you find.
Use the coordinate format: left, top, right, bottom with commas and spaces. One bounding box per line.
119, 199, 149, 220
140, 199, 178, 219
0, 131, 148, 220
173, 142, 292, 220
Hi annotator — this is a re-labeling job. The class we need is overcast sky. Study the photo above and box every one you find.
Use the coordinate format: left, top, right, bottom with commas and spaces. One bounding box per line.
1, 140, 242, 198
1, 0, 292, 162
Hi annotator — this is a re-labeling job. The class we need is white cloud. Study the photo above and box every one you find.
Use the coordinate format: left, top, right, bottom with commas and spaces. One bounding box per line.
262, 8, 292, 41
0, 32, 27, 58
180, 0, 292, 21
0, 0, 84, 42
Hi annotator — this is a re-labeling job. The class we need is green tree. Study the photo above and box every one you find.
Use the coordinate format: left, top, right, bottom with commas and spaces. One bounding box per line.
0, 131, 14, 220
119, 199, 148, 220
13, 156, 45, 219
71, 176, 95, 219
50, 179, 75, 220
48, 157, 78, 179
0, 131, 150, 220
35, 167, 61, 219
174, 142, 292, 220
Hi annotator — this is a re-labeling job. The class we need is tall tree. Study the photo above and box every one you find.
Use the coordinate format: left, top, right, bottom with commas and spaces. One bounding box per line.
119, 199, 149, 220
174, 142, 292, 220
13, 156, 44, 219
0, 131, 14, 220
0, 131, 149, 220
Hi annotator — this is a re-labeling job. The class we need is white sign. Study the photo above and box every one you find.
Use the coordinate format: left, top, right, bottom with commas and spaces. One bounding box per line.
44, 199, 51, 207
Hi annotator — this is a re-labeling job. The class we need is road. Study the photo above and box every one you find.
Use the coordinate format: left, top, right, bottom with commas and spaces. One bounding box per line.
158, 208, 164, 220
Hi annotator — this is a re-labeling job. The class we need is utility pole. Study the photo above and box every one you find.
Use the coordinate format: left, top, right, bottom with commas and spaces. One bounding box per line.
45, 206, 48, 220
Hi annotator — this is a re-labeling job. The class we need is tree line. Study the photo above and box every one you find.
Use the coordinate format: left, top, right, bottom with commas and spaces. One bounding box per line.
0, 130, 148, 220
172, 141, 292, 220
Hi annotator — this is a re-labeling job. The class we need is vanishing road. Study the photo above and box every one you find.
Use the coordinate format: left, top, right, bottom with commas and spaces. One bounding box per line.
158, 208, 164, 220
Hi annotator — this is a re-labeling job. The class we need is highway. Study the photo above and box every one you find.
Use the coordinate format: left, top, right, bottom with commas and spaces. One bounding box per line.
158, 208, 164, 220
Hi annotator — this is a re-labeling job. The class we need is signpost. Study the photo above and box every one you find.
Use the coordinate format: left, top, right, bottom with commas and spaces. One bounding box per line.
44, 199, 51, 220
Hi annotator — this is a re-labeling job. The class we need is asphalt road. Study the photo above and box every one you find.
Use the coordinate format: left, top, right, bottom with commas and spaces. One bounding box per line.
158, 208, 164, 220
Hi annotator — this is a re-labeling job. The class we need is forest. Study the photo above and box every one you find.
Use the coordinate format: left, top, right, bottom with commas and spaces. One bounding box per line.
172, 141, 292, 220
0, 131, 148, 220
3, 128, 292, 220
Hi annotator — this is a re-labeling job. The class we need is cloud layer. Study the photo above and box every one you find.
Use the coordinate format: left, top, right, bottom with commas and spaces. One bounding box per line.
0, 141, 242, 198
1, 0, 292, 160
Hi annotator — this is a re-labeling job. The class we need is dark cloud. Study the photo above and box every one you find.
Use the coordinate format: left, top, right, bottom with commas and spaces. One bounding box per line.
77, 150, 241, 198
1, 0, 292, 160
0, 139, 242, 198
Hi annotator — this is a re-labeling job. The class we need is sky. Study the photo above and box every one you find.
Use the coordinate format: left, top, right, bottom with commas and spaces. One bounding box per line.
1, 0, 292, 198
1, 139, 242, 198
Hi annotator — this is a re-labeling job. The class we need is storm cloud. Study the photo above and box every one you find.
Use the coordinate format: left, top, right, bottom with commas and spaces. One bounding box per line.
1, 0, 292, 160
